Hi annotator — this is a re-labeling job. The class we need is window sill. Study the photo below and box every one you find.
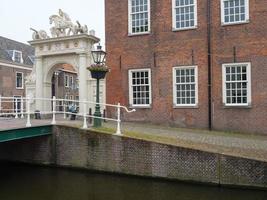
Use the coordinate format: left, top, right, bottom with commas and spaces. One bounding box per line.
221, 20, 249, 27
129, 105, 151, 109
172, 26, 198, 32
173, 105, 199, 109
223, 104, 252, 109
128, 32, 151, 37
16, 87, 24, 90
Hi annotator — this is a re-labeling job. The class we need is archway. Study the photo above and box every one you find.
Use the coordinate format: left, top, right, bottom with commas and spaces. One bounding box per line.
50, 63, 78, 112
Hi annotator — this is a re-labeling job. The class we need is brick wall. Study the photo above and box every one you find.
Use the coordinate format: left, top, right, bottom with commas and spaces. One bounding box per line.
0, 66, 31, 97
0, 126, 266, 188
105, 0, 267, 134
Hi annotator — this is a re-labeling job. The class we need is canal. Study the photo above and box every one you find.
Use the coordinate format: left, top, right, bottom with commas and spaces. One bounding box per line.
0, 162, 266, 200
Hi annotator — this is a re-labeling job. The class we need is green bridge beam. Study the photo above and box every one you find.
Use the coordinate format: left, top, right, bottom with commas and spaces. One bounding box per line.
0, 126, 52, 143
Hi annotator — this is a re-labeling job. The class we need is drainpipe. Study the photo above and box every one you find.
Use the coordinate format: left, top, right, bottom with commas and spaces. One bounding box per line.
207, 0, 212, 130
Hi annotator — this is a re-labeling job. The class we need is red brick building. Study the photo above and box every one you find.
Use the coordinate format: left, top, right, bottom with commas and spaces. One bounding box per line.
105, 0, 267, 134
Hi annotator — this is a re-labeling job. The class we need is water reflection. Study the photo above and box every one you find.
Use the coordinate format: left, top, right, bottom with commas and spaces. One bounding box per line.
0, 162, 266, 200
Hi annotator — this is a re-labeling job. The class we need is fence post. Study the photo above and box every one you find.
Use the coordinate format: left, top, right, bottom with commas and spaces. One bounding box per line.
15, 98, 18, 119
63, 102, 66, 119
20, 97, 24, 119
82, 100, 88, 129
51, 96, 56, 125
115, 103, 122, 135
26, 96, 31, 127
0, 95, 2, 114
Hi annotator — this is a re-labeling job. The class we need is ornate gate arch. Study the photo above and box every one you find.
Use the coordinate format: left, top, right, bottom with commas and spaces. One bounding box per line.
26, 9, 105, 114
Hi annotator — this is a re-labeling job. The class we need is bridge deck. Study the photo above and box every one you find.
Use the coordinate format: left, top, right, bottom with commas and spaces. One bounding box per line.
0, 117, 86, 131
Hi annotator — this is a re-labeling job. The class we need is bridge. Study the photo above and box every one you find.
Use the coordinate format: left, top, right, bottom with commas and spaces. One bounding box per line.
0, 96, 135, 142
0, 125, 52, 143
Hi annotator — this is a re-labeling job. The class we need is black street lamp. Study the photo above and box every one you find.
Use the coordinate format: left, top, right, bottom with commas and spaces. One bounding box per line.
88, 44, 108, 127
91, 44, 106, 64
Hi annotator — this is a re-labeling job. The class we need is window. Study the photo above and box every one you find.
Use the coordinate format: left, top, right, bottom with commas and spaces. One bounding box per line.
222, 63, 251, 106
173, 66, 198, 106
173, 0, 197, 30
221, 0, 249, 25
65, 75, 69, 87
75, 96, 79, 106
128, 0, 150, 34
12, 50, 23, 63
28, 55, 35, 64
129, 69, 151, 107
76, 79, 79, 89
16, 72, 24, 89
13, 96, 22, 113
70, 76, 74, 89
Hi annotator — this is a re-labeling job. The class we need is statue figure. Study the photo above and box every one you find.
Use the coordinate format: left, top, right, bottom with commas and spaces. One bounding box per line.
50, 26, 66, 38
49, 9, 74, 37
59, 9, 71, 22
30, 28, 49, 40
44, 9, 90, 38
73, 21, 88, 35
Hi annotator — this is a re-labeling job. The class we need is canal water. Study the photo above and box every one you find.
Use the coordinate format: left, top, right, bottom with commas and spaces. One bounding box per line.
0, 162, 266, 200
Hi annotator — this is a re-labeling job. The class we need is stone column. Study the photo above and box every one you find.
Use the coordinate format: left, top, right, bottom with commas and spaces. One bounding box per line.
78, 53, 88, 114
35, 56, 43, 111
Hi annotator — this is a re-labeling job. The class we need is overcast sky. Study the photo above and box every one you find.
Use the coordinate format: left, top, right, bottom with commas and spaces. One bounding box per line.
0, 0, 105, 45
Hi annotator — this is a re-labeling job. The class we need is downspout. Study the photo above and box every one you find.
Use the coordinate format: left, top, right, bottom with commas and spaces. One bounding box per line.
207, 0, 212, 130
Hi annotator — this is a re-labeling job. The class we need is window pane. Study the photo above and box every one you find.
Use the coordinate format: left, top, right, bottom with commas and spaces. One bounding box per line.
130, 70, 150, 105
224, 64, 249, 105
223, 0, 248, 23
175, 67, 197, 105
130, 0, 149, 33
16, 73, 23, 88
174, 0, 196, 29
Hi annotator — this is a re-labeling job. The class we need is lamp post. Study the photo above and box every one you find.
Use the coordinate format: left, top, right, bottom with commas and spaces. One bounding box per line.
89, 44, 108, 127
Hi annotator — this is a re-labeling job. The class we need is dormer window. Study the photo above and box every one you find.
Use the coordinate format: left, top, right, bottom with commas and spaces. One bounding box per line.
13, 50, 23, 63
28, 55, 35, 64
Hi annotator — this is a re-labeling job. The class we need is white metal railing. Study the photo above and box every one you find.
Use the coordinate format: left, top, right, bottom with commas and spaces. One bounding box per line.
0, 95, 136, 135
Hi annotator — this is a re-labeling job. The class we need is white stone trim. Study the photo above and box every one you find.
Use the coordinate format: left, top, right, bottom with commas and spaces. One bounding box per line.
0, 61, 32, 71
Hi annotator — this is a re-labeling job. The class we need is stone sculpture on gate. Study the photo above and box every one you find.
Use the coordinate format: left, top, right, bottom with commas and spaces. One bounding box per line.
31, 9, 92, 40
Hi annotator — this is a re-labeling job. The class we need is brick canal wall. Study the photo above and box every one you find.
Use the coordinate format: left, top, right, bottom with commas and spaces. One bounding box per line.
0, 125, 266, 189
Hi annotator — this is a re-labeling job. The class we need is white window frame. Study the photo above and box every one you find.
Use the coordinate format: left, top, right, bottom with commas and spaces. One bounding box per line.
13, 95, 22, 112
172, 0, 198, 31
128, 0, 151, 35
70, 76, 74, 89
221, 0, 249, 25
128, 68, 152, 107
12, 50, 23, 63
222, 62, 251, 107
65, 75, 69, 88
16, 72, 24, 89
173, 66, 198, 107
